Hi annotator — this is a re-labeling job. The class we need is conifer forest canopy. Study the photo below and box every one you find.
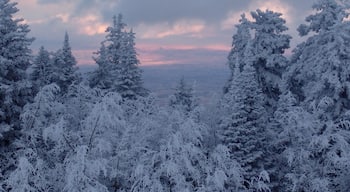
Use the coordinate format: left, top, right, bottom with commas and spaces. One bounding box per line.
1, 0, 350, 191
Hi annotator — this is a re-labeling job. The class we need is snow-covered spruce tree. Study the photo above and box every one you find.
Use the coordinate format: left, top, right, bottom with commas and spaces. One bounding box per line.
219, 42, 268, 189
0, 0, 34, 181
221, 14, 290, 185
224, 14, 251, 94
90, 14, 147, 99
116, 29, 147, 99
169, 77, 198, 114
51, 32, 78, 94
89, 14, 125, 91
31, 46, 52, 91
249, 9, 291, 110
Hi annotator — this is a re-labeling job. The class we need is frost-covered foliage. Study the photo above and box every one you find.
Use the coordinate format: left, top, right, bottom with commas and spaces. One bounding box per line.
280, 0, 350, 191
89, 14, 147, 99
204, 145, 243, 191
63, 146, 109, 192
136, 114, 244, 192
287, 0, 350, 117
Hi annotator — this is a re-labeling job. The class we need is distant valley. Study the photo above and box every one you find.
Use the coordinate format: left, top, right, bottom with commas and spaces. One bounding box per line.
79, 63, 229, 105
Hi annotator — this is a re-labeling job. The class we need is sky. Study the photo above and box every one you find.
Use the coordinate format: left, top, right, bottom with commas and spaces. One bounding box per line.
15, 0, 316, 66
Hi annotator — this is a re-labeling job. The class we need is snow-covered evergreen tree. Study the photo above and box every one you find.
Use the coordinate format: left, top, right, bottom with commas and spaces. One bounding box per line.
31, 46, 52, 90
89, 44, 111, 89
0, 0, 34, 134
249, 9, 291, 109
0, 0, 34, 182
284, 1, 350, 190
89, 14, 147, 99
287, 0, 350, 118
219, 42, 268, 188
224, 14, 251, 94
116, 29, 147, 99
51, 32, 78, 94
89, 14, 125, 91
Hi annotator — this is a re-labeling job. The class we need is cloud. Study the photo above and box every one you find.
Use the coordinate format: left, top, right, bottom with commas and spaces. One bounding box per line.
15, 0, 317, 66
136, 19, 206, 39
73, 15, 109, 36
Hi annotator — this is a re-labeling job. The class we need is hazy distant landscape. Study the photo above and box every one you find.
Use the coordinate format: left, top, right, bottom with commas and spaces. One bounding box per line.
81, 63, 229, 104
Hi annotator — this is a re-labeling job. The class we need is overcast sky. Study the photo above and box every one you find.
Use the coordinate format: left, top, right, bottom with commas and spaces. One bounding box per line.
15, 0, 316, 66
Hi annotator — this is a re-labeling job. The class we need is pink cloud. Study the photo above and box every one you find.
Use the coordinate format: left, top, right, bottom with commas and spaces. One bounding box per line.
136, 19, 207, 39
73, 50, 95, 66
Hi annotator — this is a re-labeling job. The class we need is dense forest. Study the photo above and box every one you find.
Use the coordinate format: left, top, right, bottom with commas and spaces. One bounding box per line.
1, 0, 350, 191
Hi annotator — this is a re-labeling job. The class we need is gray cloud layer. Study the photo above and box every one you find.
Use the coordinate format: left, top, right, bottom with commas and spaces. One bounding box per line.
24, 0, 316, 65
